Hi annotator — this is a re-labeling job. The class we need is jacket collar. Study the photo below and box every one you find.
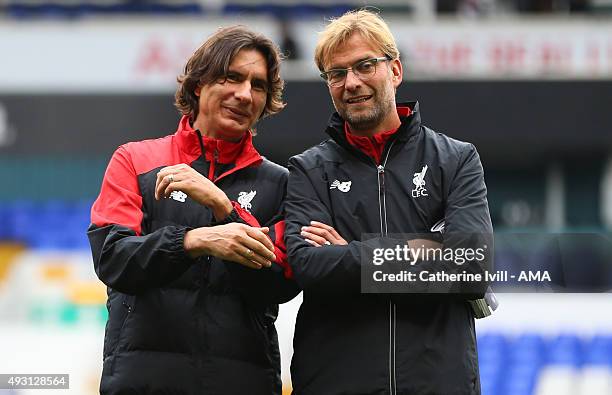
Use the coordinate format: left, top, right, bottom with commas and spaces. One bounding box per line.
174, 115, 263, 179
325, 101, 421, 160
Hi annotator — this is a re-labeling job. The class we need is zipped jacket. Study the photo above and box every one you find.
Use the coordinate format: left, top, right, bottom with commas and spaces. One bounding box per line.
285, 102, 493, 395
88, 115, 299, 395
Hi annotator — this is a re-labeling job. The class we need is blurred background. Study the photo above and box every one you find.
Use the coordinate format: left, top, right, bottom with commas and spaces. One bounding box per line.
0, 0, 611, 394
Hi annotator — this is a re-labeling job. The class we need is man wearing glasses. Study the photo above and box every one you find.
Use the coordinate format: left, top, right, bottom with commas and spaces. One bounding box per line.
284, 9, 492, 395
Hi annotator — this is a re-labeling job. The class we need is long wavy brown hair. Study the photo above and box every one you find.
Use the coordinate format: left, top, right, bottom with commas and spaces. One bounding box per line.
175, 25, 285, 124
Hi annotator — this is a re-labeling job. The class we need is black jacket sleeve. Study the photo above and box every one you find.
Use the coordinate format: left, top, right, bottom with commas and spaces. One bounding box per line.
219, 172, 300, 305
88, 223, 197, 295
442, 143, 493, 296
284, 156, 379, 293
220, 212, 300, 305
88, 146, 197, 295
444, 144, 493, 236
390, 143, 493, 297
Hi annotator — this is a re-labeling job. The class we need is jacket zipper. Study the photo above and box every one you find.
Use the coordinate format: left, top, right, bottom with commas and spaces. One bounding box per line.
208, 148, 219, 181
213, 149, 219, 181
376, 142, 397, 395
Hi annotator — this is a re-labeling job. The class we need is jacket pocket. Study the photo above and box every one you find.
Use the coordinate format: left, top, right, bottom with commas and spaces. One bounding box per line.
103, 293, 135, 359
249, 306, 281, 369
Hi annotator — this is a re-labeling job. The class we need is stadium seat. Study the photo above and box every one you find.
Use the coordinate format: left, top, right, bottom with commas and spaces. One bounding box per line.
6, 1, 204, 18
547, 334, 583, 367
584, 335, 612, 366
1, 200, 93, 250
0, 204, 8, 240
8, 200, 39, 242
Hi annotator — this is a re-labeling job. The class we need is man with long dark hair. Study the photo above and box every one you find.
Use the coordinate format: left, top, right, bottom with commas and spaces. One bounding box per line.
89, 26, 298, 394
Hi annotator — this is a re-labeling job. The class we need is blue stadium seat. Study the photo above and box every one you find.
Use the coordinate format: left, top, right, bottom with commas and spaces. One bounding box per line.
7, 1, 203, 18
478, 333, 507, 372
0, 204, 8, 240
478, 333, 508, 351
64, 215, 92, 250
27, 200, 71, 249
52, 200, 92, 250
584, 334, 612, 366
502, 363, 538, 395
510, 333, 546, 365
479, 363, 502, 395
547, 334, 583, 367
1, 199, 93, 250
477, 332, 611, 395
9, 200, 39, 242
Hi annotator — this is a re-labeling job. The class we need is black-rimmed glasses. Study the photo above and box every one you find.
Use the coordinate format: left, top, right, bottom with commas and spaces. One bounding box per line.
320, 56, 391, 87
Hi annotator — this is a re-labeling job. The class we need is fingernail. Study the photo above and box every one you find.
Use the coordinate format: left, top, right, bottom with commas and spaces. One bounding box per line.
310, 221, 315, 225
266, 260, 272, 267
300, 231, 306, 236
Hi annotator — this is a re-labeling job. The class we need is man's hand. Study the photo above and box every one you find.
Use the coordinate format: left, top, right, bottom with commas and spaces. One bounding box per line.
184, 223, 276, 269
300, 221, 348, 247
155, 164, 232, 220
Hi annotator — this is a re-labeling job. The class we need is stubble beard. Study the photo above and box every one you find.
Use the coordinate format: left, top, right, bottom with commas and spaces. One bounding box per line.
337, 88, 395, 133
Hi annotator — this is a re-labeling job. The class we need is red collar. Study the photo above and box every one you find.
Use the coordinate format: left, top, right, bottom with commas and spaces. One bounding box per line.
175, 115, 263, 181
344, 106, 412, 164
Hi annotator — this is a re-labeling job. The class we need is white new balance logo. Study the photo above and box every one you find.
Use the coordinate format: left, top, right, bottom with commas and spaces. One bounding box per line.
330, 180, 351, 192
170, 190, 187, 202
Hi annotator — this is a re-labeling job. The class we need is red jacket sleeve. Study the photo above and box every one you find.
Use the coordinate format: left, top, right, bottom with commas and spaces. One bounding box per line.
216, 203, 299, 305
231, 203, 292, 279
88, 146, 196, 295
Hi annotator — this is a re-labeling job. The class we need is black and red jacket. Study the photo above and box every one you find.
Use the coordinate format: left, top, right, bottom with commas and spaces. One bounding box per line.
88, 115, 299, 395
285, 102, 493, 395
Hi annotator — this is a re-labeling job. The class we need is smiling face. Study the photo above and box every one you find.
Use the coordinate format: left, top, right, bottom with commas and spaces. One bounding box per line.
193, 49, 269, 141
325, 33, 402, 135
